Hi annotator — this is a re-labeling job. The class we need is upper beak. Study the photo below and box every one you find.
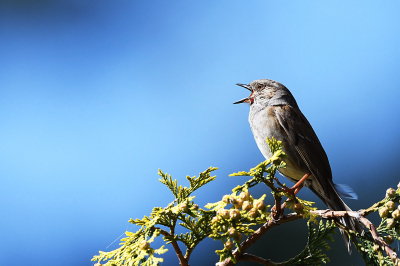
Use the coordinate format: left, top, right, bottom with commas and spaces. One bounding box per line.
233, 83, 252, 104
236, 83, 252, 91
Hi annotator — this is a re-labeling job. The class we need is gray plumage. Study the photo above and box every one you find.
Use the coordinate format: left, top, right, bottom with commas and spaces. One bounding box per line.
235, 79, 363, 253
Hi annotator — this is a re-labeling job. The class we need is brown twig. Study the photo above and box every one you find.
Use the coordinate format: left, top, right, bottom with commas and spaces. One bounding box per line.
157, 228, 188, 266
219, 213, 301, 266
184, 235, 207, 262
271, 194, 283, 220
237, 253, 278, 265
309, 209, 400, 265
273, 177, 285, 188
359, 216, 399, 265
362, 200, 388, 216
219, 209, 400, 266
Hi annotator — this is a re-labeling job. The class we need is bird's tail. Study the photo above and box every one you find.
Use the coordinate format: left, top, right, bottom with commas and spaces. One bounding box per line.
310, 180, 363, 254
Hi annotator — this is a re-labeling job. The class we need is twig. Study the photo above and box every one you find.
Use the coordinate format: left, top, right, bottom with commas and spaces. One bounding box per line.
271, 194, 283, 220
157, 228, 188, 266
273, 177, 285, 188
219, 213, 301, 266
237, 253, 277, 265
266, 178, 285, 220
219, 209, 400, 266
359, 216, 399, 265
184, 235, 207, 262
309, 209, 400, 265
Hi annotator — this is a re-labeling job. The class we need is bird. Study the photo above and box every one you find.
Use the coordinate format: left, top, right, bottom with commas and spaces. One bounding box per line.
234, 79, 362, 253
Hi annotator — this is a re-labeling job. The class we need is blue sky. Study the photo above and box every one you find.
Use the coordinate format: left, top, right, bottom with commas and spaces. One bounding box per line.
1, 1, 400, 265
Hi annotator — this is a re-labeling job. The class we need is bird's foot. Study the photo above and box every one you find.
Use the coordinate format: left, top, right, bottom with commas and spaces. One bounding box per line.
274, 179, 300, 196
277, 185, 301, 196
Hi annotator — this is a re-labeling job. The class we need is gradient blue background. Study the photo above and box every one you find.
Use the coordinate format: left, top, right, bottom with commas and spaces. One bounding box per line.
1, 1, 400, 265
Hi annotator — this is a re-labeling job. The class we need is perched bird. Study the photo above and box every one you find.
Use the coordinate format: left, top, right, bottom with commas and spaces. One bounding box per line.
234, 79, 362, 253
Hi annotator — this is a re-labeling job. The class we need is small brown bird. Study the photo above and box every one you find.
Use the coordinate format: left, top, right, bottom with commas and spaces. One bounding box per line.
234, 79, 362, 253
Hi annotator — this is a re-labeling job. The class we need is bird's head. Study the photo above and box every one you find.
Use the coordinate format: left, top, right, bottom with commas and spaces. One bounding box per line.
233, 79, 298, 108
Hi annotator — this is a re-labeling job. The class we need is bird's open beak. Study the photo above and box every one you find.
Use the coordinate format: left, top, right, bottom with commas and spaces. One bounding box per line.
233, 83, 253, 104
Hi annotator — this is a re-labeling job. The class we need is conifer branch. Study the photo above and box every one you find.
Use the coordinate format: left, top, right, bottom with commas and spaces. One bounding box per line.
308, 209, 400, 265
219, 213, 301, 266
157, 227, 188, 266
92, 138, 400, 266
237, 253, 277, 265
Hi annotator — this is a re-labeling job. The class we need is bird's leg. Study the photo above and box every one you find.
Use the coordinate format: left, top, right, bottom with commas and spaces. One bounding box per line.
271, 173, 311, 220
291, 172, 311, 194
279, 172, 311, 195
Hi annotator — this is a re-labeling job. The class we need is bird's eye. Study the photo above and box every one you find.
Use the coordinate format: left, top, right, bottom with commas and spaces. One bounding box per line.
257, 84, 263, 89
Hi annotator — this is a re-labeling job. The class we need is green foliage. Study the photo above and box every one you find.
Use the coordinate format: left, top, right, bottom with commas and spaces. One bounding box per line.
92, 229, 168, 266
348, 186, 400, 266
207, 192, 270, 262
230, 137, 287, 194
281, 220, 336, 265
92, 137, 400, 266
92, 167, 218, 266
354, 228, 392, 266
286, 198, 318, 223
158, 167, 217, 203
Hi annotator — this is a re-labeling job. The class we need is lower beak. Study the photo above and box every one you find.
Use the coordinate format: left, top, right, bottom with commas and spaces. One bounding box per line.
233, 97, 250, 104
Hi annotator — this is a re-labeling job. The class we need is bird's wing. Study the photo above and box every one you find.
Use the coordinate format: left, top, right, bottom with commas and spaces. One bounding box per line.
274, 105, 362, 254
274, 105, 332, 187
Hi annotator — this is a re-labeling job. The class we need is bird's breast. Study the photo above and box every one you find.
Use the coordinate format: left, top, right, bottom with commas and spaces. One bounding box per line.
249, 105, 306, 182
248, 105, 279, 160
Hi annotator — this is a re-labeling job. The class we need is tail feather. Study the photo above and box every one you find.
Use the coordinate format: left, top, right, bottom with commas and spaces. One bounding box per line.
328, 199, 363, 254
334, 183, 358, 200
309, 180, 363, 254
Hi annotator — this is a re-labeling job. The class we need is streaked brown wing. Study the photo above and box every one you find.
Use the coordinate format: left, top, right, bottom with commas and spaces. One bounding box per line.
274, 105, 332, 188
274, 105, 361, 254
